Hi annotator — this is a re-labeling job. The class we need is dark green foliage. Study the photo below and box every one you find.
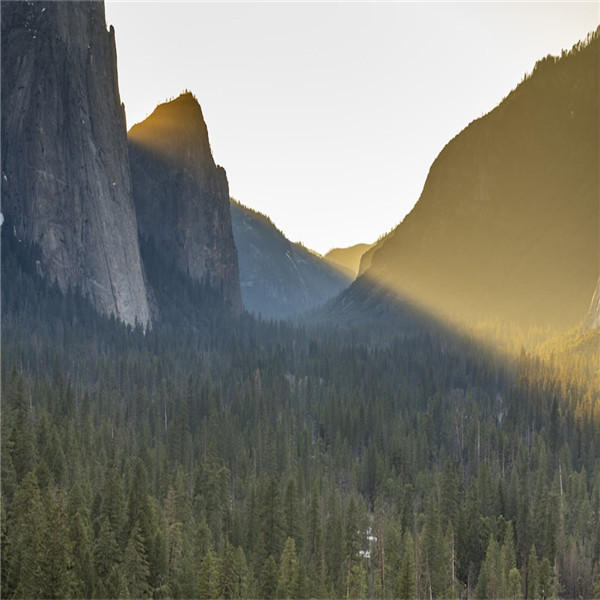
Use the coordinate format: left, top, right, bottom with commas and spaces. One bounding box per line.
1, 195, 599, 598
259, 555, 278, 600
124, 522, 151, 598
396, 531, 416, 600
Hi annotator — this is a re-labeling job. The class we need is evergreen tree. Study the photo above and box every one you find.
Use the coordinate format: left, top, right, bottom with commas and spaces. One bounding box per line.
259, 555, 278, 600
41, 489, 75, 599
198, 548, 222, 599
508, 567, 523, 600
346, 560, 368, 599
325, 492, 345, 596
277, 537, 299, 599
396, 531, 416, 600
308, 485, 325, 597
475, 535, 500, 600
124, 521, 151, 598
70, 511, 95, 599
8, 371, 36, 483
8, 472, 46, 599
526, 545, 539, 599
94, 517, 121, 584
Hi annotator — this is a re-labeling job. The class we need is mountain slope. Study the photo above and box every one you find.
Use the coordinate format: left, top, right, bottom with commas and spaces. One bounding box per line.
324, 243, 374, 279
342, 30, 599, 330
231, 200, 351, 318
584, 278, 600, 331
128, 93, 242, 316
1, 1, 150, 326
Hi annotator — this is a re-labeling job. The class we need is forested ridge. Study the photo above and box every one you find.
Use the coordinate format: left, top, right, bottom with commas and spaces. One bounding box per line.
2, 233, 599, 599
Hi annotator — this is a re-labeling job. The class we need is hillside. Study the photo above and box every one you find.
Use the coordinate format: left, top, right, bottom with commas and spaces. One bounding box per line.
345, 30, 599, 330
231, 200, 350, 318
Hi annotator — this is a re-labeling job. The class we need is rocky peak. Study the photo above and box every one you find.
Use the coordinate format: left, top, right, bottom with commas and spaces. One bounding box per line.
129, 94, 242, 314
129, 92, 215, 171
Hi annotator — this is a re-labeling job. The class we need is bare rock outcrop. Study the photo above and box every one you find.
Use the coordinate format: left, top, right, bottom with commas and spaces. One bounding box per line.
128, 93, 242, 314
1, 1, 150, 326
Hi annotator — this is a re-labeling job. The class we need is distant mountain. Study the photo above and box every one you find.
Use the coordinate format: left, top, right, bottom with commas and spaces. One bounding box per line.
128, 93, 242, 317
324, 243, 374, 279
336, 29, 599, 330
1, 1, 151, 326
230, 200, 351, 318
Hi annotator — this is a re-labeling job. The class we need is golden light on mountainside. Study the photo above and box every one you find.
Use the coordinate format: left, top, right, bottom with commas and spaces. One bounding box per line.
348, 30, 599, 341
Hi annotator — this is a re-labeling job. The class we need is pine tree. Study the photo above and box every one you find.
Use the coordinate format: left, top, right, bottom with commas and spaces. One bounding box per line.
256, 476, 285, 570
325, 491, 345, 596
396, 531, 416, 600
8, 472, 46, 599
475, 535, 500, 600
41, 489, 75, 599
197, 548, 222, 599
538, 557, 556, 599
526, 545, 539, 600
8, 371, 36, 483
70, 511, 95, 599
277, 537, 299, 599
259, 555, 278, 600
94, 517, 121, 583
124, 521, 151, 598
508, 567, 523, 600
422, 492, 445, 597
345, 497, 361, 567
283, 477, 303, 550
346, 560, 368, 599
100, 464, 126, 547
308, 485, 325, 597
231, 546, 250, 599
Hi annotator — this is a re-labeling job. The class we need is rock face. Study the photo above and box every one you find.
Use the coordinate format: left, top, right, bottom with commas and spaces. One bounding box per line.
324, 243, 374, 279
341, 30, 599, 330
1, 1, 151, 326
231, 200, 350, 318
128, 93, 242, 314
584, 278, 600, 331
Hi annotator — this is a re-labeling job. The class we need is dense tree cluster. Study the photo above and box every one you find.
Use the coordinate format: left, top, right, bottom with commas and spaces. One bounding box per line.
1, 236, 599, 599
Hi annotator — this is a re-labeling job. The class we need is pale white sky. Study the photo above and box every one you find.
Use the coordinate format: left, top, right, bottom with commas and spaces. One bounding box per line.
106, 1, 599, 255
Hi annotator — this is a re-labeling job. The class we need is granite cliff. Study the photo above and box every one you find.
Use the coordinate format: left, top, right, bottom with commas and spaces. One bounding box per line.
1, 1, 151, 326
128, 93, 242, 315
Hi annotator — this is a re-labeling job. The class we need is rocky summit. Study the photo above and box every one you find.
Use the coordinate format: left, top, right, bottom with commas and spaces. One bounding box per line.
129, 93, 242, 315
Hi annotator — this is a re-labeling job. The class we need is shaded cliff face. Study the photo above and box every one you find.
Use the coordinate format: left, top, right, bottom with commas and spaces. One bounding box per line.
231, 200, 350, 318
342, 31, 599, 330
1, 1, 150, 327
128, 93, 242, 314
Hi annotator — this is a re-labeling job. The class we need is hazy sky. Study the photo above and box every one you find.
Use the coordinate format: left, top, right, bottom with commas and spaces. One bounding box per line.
105, 1, 599, 255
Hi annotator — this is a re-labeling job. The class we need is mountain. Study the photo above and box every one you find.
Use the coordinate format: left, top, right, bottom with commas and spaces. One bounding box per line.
1, 1, 151, 327
230, 200, 351, 318
324, 243, 374, 279
340, 30, 599, 330
128, 93, 242, 316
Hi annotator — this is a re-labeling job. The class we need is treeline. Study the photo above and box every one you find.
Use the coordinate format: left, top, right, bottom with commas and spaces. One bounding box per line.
1, 239, 600, 599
